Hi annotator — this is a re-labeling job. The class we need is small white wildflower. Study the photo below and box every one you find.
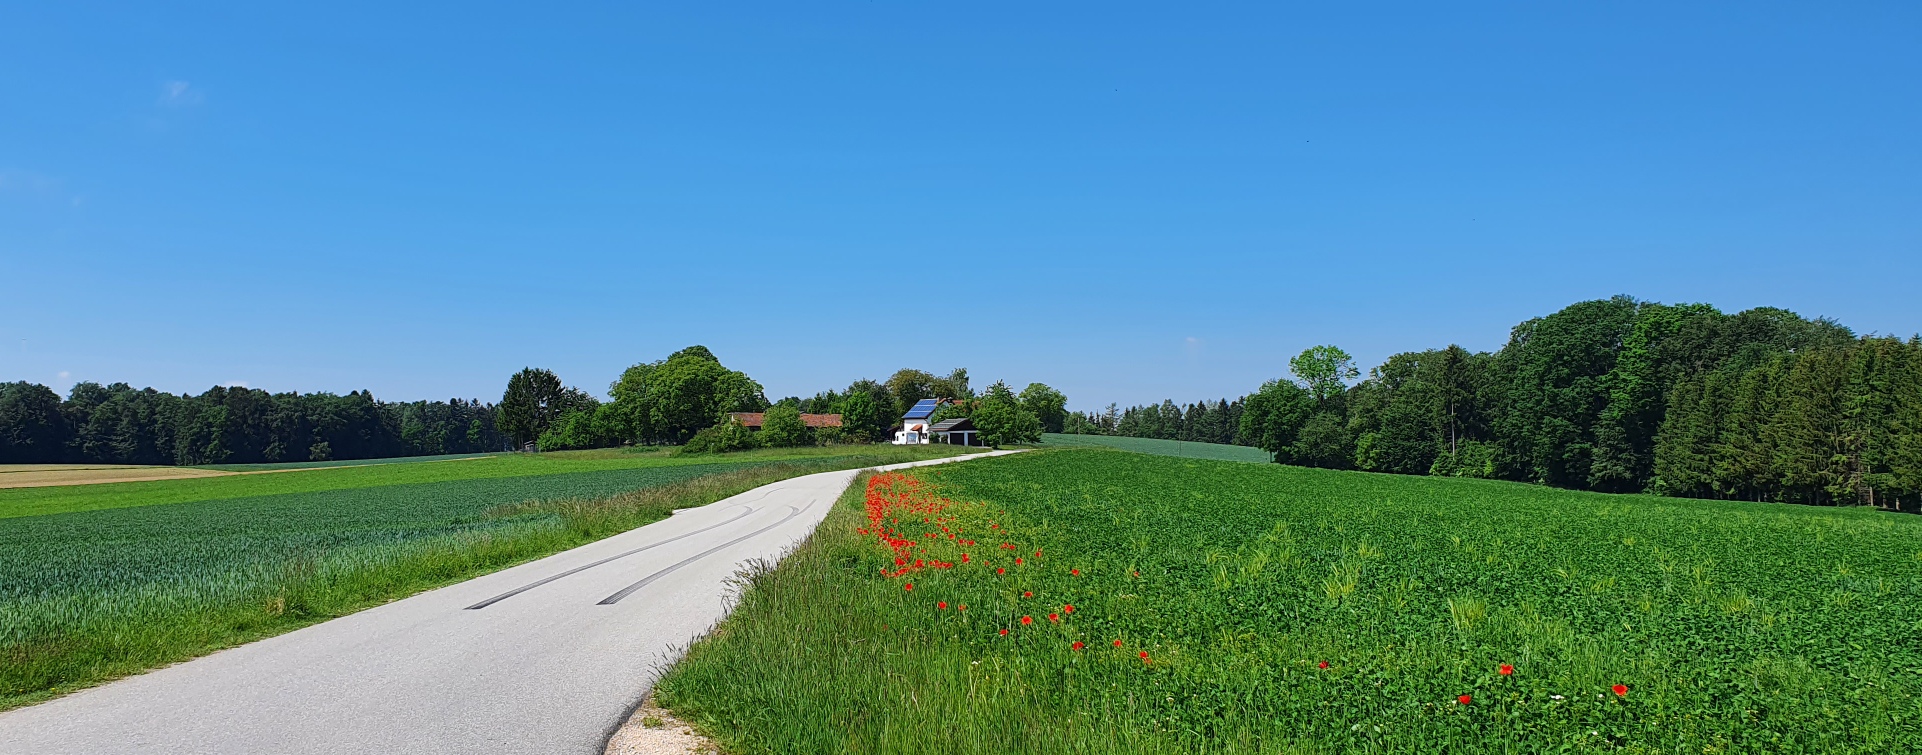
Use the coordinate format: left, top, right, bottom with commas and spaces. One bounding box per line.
1551, 694, 1564, 700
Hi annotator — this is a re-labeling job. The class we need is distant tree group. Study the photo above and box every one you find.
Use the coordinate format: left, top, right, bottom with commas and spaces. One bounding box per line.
1067, 296, 1922, 512
0, 381, 508, 465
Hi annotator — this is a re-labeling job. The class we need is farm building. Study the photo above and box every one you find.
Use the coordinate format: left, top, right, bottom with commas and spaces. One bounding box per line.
929, 418, 980, 446
726, 412, 843, 430
892, 399, 942, 445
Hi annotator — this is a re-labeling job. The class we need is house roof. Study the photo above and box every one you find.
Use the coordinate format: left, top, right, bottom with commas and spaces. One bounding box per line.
930, 418, 974, 432
726, 412, 843, 428
902, 398, 941, 420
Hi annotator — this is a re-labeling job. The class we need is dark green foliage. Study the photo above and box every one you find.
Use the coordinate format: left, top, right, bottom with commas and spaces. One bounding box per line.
0, 382, 66, 463
0, 381, 507, 466
609, 346, 768, 445
680, 419, 764, 454
1018, 383, 1067, 434
1237, 380, 1313, 457
1091, 297, 1916, 510
758, 405, 812, 448
498, 368, 597, 447
971, 382, 1042, 447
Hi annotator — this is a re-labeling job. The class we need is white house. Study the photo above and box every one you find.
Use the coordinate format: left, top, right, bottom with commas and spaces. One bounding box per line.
892, 398, 941, 445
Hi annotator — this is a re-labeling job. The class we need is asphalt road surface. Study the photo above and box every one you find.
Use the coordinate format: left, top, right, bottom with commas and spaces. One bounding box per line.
0, 451, 1016, 755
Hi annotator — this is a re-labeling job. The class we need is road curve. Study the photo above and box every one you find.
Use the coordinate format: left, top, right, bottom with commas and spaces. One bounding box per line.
0, 451, 1017, 755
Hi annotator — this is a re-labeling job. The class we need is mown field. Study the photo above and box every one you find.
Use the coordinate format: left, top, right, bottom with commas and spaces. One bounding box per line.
0, 445, 974, 710
1040, 433, 1272, 463
658, 448, 1922, 754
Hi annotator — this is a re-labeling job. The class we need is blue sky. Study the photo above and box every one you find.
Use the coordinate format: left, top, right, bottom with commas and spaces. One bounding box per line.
3, 2, 1918, 410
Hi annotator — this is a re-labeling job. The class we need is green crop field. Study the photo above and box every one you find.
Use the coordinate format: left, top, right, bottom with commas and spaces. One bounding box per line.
657, 448, 1922, 754
1040, 432, 1272, 463
192, 451, 508, 471
0, 446, 830, 520
0, 444, 975, 710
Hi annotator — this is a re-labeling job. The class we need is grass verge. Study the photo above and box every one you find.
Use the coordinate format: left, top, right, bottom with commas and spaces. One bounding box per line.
655, 448, 1922, 754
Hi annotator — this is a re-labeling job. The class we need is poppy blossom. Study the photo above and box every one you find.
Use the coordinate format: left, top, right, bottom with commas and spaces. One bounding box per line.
904, 584, 913, 591
1139, 651, 1150, 662
997, 567, 1006, 575
1071, 641, 1085, 651
1499, 664, 1513, 676
1022, 591, 1033, 598
914, 560, 923, 568
1318, 661, 1329, 669
1048, 613, 1060, 622
1015, 558, 1024, 566
961, 554, 970, 563
999, 629, 1009, 636
958, 604, 967, 611
937, 601, 947, 610
1612, 684, 1628, 697
1113, 639, 1123, 647
1034, 550, 1042, 557
1021, 615, 1034, 625
1063, 604, 1075, 613
1458, 695, 1472, 705
1071, 569, 1081, 576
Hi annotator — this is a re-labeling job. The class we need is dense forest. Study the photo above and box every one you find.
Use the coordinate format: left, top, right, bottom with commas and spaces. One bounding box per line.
1064, 296, 1922, 512
0, 381, 508, 465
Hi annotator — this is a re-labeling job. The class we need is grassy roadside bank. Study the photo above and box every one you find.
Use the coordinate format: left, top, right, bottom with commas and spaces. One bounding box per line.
0, 445, 974, 711
655, 448, 1922, 754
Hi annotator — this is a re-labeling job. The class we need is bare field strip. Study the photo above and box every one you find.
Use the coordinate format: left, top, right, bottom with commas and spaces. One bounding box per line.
0, 466, 236, 489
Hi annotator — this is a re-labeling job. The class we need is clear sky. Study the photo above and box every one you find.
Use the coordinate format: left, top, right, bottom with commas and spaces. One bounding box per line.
4, 2, 1918, 411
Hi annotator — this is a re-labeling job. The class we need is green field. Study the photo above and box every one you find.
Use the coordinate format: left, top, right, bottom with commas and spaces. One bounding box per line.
1040, 432, 1272, 463
0, 445, 974, 710
0, 446, 786, 520
657, 448, 1922, 754
192, 451, 507, 471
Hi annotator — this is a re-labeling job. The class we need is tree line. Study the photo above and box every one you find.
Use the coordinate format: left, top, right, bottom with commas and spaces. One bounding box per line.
499, 348, 1064, 453
0, 381, 508, 465
1065, 296, 1922, 512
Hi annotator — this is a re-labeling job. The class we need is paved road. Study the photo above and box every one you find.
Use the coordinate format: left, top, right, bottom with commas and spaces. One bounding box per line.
0, 452, 1015, 755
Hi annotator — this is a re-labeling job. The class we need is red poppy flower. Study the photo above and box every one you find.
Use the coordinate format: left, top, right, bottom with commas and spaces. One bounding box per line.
1612, 684, 1628, 697
1132, 570, 1140, 577
1071, 569, 1081, 576
937, 601, 947, 610
1048, 613, 1060, 622
1015, 558, 1024, 565
1034, 550, 1042, 557
999, 628, 1009, 636
1022, 591, 1033, 598
1071, 641, 1085, 651
958, 604, 967, 611
961, 554, 970, 563
904, 583, 913, 591
1113, 639, 1123, 647
1458, 695, 1472, 705
997, 567, 1006, 575
1499, 664, 1513, 676
1318, 661, 1329, 669
1063, 604, 1075, 613
1139, 651, 1150, 662
1021, 615, 1034, 625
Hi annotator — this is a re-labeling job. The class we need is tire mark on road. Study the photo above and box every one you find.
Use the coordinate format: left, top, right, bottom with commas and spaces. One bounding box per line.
598, 502, 812, 606
466, 505, 757, 610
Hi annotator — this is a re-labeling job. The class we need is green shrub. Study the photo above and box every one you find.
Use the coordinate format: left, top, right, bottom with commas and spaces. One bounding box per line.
680, 419, 763, 454
759, 405, 812, 448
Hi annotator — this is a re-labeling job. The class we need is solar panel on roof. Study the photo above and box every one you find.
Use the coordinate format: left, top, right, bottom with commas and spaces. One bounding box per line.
903, 398, 940, 419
